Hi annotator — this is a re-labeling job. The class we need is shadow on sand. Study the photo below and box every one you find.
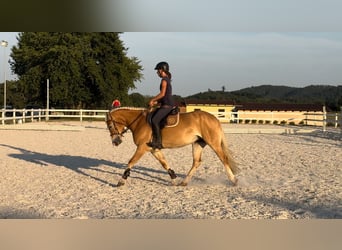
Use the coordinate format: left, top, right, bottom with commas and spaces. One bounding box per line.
0, 206, 46, 219
1, 144, 180, 187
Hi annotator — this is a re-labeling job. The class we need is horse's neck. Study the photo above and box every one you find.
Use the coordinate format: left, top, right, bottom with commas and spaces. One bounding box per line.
123, 109, 146, 128
126, 110, 141, 121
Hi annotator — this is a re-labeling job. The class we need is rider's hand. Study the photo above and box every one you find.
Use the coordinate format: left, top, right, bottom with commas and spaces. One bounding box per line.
149, 100, 157, 107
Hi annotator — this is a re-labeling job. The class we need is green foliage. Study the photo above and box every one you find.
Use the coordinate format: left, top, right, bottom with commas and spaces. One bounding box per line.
0, 80, 26, 108
10, 32, 143, 108
128, 92, 148, 107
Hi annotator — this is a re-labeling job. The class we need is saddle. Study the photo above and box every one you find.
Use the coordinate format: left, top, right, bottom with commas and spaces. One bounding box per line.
147, 106, 180, 128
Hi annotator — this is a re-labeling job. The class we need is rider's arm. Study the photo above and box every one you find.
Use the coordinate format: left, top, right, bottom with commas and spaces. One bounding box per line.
149, 79, 167, 107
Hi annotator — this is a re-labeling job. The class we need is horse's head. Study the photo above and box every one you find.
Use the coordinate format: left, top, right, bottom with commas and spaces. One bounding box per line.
105, 111, 126, 146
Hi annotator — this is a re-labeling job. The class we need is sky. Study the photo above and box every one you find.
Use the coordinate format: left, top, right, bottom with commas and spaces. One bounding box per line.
1, 32, 342, 97
2, 0, 342, 96
121, 32, 342, 96
0, 32, 19, 81
98, 0, 342, 31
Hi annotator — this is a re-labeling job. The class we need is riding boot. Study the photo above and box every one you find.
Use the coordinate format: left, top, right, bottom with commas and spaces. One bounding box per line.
154, 125, 163, 149
147, 124, 163, 149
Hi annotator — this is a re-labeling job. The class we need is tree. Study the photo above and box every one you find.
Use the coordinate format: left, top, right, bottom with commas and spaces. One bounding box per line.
128, 92, 148, 107
10, 32, 143, 108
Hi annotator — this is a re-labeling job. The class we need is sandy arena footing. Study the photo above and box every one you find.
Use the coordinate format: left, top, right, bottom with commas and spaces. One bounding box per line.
0, 121, 341, 218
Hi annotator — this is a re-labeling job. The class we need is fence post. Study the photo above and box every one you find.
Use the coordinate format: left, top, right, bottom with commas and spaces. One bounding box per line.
340, 106, 342, 133
46, 79, 49, 121
13, 109, 16, 124
80, 109, 83, 122
23, 109, 26, 123
323, 105, 326, 132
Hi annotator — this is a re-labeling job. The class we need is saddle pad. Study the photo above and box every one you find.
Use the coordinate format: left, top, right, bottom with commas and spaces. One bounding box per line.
165, 113, 179, 127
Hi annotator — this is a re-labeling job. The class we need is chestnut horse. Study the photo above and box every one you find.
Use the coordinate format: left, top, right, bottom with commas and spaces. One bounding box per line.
106, 107, 239, 187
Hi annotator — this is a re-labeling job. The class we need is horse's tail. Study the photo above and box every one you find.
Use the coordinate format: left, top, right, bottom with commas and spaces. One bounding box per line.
221, 130, 240, 174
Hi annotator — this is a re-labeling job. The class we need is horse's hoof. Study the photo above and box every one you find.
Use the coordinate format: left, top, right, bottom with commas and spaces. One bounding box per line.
232, 178, 238, 186
117, 179, 126, 187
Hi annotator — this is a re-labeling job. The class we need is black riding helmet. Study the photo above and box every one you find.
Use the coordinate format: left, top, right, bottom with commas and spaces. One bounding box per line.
154, 61, 169, 72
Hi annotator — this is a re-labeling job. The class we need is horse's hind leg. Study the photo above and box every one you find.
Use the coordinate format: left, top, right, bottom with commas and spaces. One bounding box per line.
210, 141, 238, 186
179, 142, 204, 186
151, 150, 178, 185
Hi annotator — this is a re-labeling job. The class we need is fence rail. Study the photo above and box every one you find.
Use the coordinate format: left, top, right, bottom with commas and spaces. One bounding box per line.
1, 108, 341, 132
1, 108, 108, 125
211, 110, 341, 129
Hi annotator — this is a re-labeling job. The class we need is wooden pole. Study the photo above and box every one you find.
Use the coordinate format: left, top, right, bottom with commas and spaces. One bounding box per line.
323, 105, 326, 132
46, 79, 49, 121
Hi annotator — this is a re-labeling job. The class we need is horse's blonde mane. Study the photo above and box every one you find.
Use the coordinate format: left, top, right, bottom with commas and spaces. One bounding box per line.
112, 107, 148, 112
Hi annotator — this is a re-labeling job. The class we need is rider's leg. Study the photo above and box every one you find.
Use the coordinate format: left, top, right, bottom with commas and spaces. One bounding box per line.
147, 107, 172, 149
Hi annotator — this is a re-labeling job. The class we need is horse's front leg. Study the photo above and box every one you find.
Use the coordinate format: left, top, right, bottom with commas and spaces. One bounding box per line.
117, 146, 146, 187
151, 150, 178, 185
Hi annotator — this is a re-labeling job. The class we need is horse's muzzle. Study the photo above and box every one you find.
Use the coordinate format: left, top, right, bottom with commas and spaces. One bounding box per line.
112, 136, 123, 146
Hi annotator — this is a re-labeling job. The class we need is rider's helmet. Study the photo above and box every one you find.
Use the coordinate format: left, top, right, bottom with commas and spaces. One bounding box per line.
154, 61, 169, 72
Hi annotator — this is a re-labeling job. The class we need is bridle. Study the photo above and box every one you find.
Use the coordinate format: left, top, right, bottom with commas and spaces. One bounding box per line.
106, 110, 144, 137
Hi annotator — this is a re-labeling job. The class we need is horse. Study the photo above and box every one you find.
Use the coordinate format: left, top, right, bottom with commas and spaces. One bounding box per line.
105, 107, 239, 187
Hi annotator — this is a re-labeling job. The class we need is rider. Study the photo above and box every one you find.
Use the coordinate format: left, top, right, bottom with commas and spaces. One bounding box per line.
147, 61, 175, 149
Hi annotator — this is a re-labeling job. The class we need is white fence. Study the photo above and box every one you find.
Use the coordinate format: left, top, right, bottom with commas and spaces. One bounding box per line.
1, 108, 108, 125
1, 108, 341, 132
213, 110, 341, 129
